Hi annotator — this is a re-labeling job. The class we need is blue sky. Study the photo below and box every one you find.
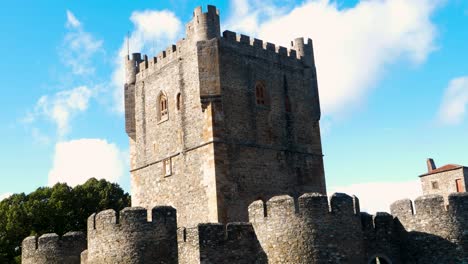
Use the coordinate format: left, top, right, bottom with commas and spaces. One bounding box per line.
0, 0, 467, 212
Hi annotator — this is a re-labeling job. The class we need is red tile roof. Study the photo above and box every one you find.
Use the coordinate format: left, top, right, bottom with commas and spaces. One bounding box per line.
419, 164, 464, 177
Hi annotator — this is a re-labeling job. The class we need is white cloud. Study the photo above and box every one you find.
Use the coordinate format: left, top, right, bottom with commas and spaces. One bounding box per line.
61, 10, 103, 75
437, 76, 468, 125
29, 86, 93, 137
112, 9, 182, 113
48, 139, 127, 187
0, 193, 12, 201
330, 180, 422, 214
224, 0, 290, 36
66, 10, 81, 28
228, 0, 440, 117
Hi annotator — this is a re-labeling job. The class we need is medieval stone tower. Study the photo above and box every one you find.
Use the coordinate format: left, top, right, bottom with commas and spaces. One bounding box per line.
124, 5, 326, 226
21, 5, 468, 264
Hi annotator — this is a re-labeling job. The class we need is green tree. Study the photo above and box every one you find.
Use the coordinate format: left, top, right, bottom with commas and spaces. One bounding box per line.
0, 178, 130, 263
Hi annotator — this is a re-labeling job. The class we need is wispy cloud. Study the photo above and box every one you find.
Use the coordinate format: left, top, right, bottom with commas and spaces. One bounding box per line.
66, 10, 81, 28
23, 11, 103, 140
26, 86, 93, 138
48, 139, 127, 187
437, 76, 468, 125
61, 10, 103, 75
227, 0, 441, 118
330, 180, 422, 214
112, 9, 182, 113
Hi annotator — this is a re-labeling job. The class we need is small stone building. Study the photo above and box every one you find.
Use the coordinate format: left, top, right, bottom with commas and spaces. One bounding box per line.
420, 158, 467, 201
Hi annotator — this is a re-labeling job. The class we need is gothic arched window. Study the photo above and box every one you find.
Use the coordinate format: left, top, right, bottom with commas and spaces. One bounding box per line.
158, 92, 168, 121
255, 81, 267, 105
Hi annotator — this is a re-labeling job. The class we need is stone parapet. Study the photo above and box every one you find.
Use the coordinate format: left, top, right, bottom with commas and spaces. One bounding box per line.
248, 193, 365, 263
22, 232, 86, 264
86, 206, 178, 264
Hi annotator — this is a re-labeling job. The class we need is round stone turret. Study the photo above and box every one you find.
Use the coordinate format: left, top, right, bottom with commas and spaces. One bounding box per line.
125, 53, 143, 85
292, 37, 314, 67
22, 232, 86, 264
187, 5, 221, 42
248, 193, 366, 263
85, 206, 178, 264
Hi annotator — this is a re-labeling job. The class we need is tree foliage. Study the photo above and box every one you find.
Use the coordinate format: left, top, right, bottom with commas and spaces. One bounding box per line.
0, 178, 130, 263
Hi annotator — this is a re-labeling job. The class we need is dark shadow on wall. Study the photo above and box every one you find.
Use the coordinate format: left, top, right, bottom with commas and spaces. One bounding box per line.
392, 218, 465, 264
400, 231, 463, 264
185, 223, 268, 264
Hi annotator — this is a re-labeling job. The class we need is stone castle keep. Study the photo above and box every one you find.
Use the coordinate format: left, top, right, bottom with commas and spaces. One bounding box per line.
22, 5, 468, 264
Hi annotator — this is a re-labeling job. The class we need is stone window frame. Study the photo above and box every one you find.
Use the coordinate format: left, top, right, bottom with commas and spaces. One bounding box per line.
255, 80, 269, 106
431, 181, 439, 190
158, 91, 169, 123
163, 158, 172, 177
176, 92, 182, 111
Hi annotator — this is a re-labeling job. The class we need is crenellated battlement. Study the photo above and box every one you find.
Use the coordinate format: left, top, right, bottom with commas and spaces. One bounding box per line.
361, 212, 395, 233
248, 192, 365, 263
88, 206, 176, 231
220, 30, 312, 67
177, 223, 266, 263
22, 232, 85, 252
125, 5, 222, 84
22, 232, 86, 264
178, 223, 256, 244
128, 27, 315, 85
390, 192, 468, 262
249, 193, 360, 223
130, 28, 315, 84
86, 206, 178, 264
390, 193, 468, 219
361, 212, 401, 262
135, 42, 182, 80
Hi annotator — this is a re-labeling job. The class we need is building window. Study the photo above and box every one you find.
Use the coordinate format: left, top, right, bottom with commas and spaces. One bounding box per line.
255, 81, 267, 105
431, 181, 439, 190
176, 93, 182, 111
456, 179, 464, 192
163, 158, 172, 177
158, 92, 168, 121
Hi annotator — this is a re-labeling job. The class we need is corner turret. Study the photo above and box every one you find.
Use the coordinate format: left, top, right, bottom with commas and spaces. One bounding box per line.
124, 53, 142, 139
125, 53, 143, 85
187, 5, 221, 42
292, 38, 314, 68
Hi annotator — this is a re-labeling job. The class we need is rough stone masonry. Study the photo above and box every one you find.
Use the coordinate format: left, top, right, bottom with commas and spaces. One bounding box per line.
22, 5, 468, 264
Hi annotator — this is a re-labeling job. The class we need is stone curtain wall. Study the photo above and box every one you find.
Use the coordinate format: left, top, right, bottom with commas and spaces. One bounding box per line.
391, 193, 468, 263
361, 212, 402, 264
22, 232, 86, 264
248, 193, 365, 263
178, 223, 267, 263
22, 192, 468, 264
85, 206, 178, 264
